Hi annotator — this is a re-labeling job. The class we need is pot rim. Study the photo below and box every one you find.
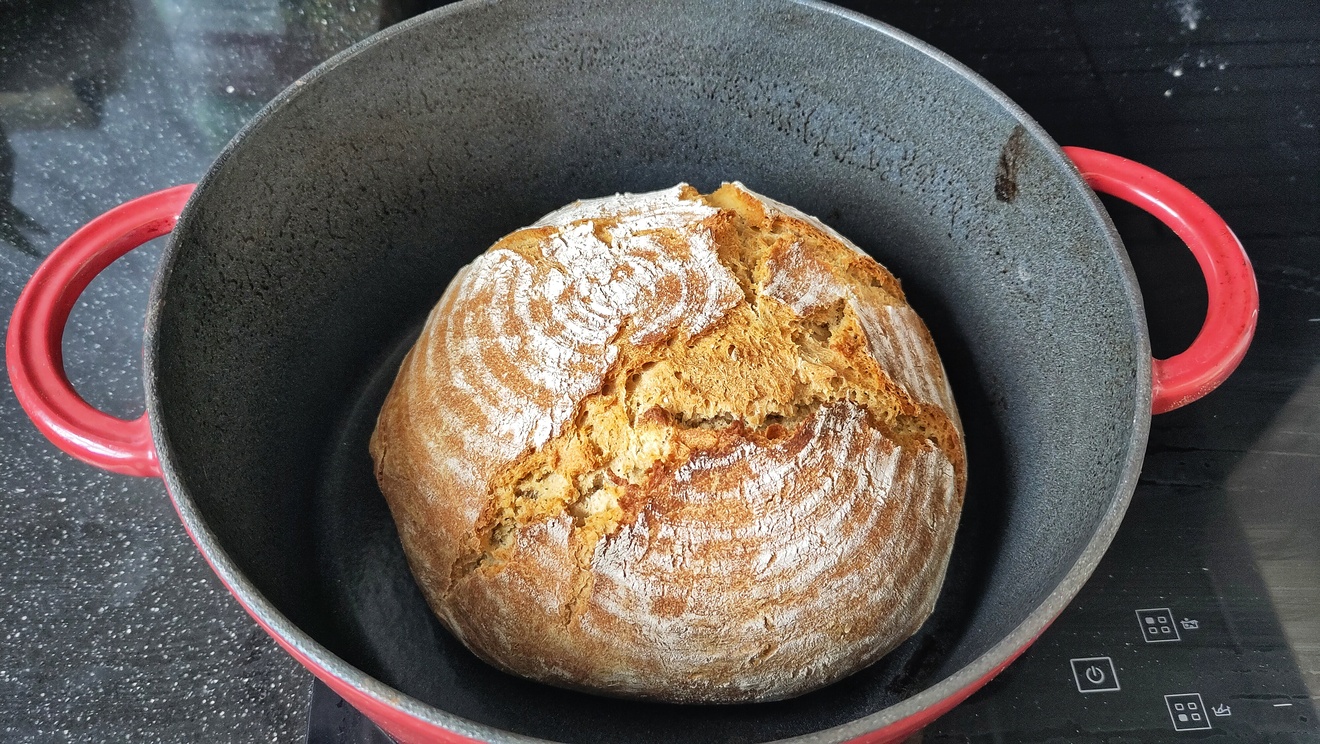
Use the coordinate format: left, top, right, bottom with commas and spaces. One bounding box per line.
142, 1, 1153, 741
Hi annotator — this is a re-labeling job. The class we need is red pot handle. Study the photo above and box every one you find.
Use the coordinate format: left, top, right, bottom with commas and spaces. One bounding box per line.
5, 185, 196, 478
1062, 147, 1258, 415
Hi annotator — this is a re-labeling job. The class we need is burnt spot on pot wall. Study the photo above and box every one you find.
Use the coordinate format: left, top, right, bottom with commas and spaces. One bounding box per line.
995, 124, 1027, 203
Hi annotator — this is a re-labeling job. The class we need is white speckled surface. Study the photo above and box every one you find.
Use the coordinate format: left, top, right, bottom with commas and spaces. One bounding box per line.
0, 1, 387, 740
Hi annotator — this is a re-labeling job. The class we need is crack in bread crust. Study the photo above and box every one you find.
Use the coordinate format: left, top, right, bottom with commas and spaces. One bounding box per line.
461, 185, 961, 585
370, 182, 966, 703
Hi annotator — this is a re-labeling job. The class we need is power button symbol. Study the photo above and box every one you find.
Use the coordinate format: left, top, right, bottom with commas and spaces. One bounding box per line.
1071, 656, 1121, 693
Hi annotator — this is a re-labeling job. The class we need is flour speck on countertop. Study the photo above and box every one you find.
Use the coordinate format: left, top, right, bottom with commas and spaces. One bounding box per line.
1170, 0, 1203, 31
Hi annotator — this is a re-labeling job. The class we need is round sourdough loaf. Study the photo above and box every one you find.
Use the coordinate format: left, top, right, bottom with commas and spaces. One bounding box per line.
369, 182, 966, 703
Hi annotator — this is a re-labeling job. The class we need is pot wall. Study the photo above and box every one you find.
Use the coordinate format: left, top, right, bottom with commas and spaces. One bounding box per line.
146, 1, 1149, 740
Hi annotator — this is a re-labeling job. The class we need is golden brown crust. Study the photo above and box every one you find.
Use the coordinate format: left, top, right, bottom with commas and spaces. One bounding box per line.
370, 182, 966, 703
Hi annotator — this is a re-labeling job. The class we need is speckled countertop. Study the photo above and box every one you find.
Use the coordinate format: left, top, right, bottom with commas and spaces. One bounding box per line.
0, 1, 393, 740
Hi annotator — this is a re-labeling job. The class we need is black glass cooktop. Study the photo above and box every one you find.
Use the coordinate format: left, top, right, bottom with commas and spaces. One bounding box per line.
2, 0, 1316, 742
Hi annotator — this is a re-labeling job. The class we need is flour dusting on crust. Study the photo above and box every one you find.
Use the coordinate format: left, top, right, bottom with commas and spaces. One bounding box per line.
582, 401, 956, 695
404, 185, 743, 499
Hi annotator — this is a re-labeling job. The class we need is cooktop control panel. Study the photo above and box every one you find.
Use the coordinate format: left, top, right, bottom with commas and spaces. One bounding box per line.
926, 491, 1319, 742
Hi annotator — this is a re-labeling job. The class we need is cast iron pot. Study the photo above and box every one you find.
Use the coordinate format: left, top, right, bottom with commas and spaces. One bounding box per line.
7, 1, 1258, 741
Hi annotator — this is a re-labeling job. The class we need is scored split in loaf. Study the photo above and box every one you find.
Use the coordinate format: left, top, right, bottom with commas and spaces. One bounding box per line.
369, 182, 966, 703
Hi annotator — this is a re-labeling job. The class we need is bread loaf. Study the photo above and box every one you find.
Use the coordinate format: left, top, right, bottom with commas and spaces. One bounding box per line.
369, 182, 966, 703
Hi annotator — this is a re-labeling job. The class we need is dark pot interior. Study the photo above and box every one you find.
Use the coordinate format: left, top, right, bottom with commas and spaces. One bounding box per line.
147, 1, 1148, 741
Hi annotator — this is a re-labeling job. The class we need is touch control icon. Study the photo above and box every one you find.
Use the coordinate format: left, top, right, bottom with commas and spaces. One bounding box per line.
1070, 656, 1120, 693
1165, 693, 1213, 731
1137, 608, 1181, 642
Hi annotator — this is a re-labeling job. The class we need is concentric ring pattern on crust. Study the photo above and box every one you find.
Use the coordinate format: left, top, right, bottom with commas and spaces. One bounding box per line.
369, 182, 966, 703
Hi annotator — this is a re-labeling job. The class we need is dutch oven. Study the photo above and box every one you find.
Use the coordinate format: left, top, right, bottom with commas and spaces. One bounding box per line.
6, 1, 1258, 741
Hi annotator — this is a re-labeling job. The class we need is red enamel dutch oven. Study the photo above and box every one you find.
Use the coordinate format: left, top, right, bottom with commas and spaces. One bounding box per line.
6, 1, 1257, 742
